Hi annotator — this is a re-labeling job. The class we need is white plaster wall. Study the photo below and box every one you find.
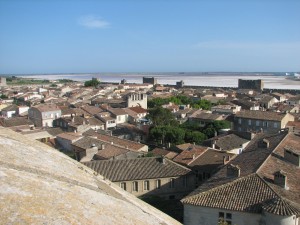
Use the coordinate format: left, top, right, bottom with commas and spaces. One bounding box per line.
264, 212, 298, 225
183, 205, 261, 225
116, 114, 128, 124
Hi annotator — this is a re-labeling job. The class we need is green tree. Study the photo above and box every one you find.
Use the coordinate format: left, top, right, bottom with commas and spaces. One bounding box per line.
212, 120, 231, 130
164, 126, 185, 145
185, 131, 207, 144
146, 106, 178, 126
0, 94, 8, 99
84, 79, 100, 87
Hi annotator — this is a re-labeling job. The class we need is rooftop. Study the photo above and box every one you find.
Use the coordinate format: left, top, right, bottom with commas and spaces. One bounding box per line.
84, 157, 192, 182
0, 127, 181, 225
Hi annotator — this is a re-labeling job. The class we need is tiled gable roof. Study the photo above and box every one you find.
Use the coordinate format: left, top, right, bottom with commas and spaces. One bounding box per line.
72, 136, 103, 150
257, 133, 300, 208
81, 105, 103, 116
235, 110, 288, 121
173, 145, 208, 166
128, 107, 147, 114
94, 145, 129, 160
182, 174, 277, 214
188, 149, 236, 170
182, 131, 300, 216
32, 104, 61, 112
83, 130, 146, 152
84, 157, 191, 182
205, 134, 249, 151
191, 112, 223, 121
0, 117, 33, 127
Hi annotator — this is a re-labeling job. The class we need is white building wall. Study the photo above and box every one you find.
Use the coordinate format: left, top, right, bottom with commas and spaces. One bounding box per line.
264, 212, 298, 225
116, 114, 128, 124
183, 205, 261, 225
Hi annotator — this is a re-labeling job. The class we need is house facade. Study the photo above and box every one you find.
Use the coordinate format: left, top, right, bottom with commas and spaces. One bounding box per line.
28, 104, 62, 127
234, 110, 294, 133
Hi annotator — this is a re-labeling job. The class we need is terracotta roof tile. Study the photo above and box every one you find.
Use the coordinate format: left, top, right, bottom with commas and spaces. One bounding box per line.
173, 144, 208, 166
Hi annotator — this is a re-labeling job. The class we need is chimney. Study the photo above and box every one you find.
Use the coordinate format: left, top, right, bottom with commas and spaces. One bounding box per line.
111, 141, 114, 145
227, 164, 240, 178
159, 156, 166, 164
212, 140, 217, 149
192, 154, 196, 160
101, 144, 105, 150
214, 131, 218, 137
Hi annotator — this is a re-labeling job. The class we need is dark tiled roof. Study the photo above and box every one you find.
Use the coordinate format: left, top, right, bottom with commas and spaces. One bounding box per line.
211, 134, 249, 151
72, 136, 104, 151
182, 174, 277, 214
235, 110, 288, 121
191, 112, 223, 121
84, 157, 191, 182
0, 117, 33, 127
262, 198, 300, 216
81, 105, 103, 116
182, 131, 300, 216
45, 127, 64, 136
257, 133, 300, 208
188, 149, 236, 171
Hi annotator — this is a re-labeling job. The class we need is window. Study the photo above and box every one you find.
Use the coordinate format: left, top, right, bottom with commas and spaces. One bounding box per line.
274, 122, 278, 128
238, 118, 241, 124
219, 212, 232, 225
256, 120, 260, 126
248, 119, 251, 125
263, 121, 268, 127
120, 182, 126, 191
132, 181, 138, 192
169, 178, 175, 188
144, 180, 149, 191
156, 179, 161, 189
226, 213, 232, 220
219, 212, 224, 219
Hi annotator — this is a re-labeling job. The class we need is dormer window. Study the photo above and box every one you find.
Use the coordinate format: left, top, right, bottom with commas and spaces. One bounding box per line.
226, 164, 240, 178
274, 171, 288, 189
284, 146, 300, 167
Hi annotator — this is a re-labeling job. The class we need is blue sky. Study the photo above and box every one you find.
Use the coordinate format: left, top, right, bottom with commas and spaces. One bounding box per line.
0, 0, 299, 74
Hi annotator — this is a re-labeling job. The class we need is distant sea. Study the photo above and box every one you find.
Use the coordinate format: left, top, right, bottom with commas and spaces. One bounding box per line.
18, 73, 300, 89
